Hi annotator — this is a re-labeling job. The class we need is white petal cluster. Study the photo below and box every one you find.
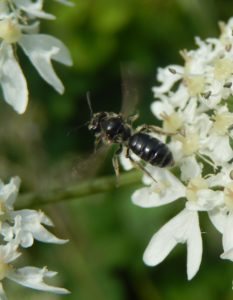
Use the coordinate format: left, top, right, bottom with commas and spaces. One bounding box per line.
127, 18, 233, 285
0, 0, 73, 114
0, 176, 69, 298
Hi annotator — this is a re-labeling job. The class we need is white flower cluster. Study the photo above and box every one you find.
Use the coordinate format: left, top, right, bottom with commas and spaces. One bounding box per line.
128, 18, 233, 284
0, 0, 73, 114
0, 176, 69, 298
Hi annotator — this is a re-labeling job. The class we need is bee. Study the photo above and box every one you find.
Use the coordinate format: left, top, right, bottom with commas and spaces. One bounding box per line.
87, 94, 174, 183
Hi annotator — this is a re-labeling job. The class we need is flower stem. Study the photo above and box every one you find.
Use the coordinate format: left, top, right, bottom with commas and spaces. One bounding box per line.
16, 171, 142, 209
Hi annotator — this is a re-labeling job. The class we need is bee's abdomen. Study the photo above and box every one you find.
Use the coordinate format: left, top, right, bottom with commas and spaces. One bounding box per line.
129, 132, 174, 167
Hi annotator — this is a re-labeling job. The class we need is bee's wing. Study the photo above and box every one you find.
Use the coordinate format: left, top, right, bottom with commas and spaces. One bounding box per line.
71, 145, 110, 181
120, 63, 141, 118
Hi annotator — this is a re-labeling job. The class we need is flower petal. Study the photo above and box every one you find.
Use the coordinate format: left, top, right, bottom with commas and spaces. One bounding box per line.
19, 34, 72, 94
151, 99, 174, 120
220, 248, 233, 261
13, 209, 68, 246
13, 0, 55, 20
186, 211, 203, 280
0, 44, 28, 113
180, 156, 202, 182
201, 135, 233, 164
54, 0, 75, 6
0, 177, 21, 210
152, 65, 183, 94
132, 168, 185, 208
0, 283, 7, 300
222, 212, 233, 255
143, 209, 202, 280
186, 189, 224, 211
0, 238, 21, 264
208, 207, 227, 234
7, 266, 69, 294
20, 232, 34, 248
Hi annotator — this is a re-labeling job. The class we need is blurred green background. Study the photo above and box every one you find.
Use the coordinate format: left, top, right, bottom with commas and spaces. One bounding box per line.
2, 0, 233, 299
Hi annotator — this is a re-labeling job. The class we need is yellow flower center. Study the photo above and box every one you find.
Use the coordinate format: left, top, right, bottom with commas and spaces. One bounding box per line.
152, 180, 171, 196
176, 132, 199, 156
180, 49, 206, 96
184, 75, 206, 97
211, 111, 233, 135
214, 57, 233, 81
0, 19, 21, 43
161, 112, 183, 133
186, 176, 208, 202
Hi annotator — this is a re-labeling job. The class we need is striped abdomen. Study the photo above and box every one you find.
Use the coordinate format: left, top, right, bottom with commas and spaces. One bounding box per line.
129, 132, 174, 167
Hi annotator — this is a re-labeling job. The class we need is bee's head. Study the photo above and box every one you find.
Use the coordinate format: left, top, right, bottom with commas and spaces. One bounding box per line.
88, 112, 108, 134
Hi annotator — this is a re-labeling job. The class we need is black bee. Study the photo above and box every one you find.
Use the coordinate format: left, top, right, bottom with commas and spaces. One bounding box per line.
87, 96, 174, 182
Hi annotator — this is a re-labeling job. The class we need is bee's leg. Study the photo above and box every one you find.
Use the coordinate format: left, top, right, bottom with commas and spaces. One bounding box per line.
136, 124, 178, 136
127, 113, 139, 125
94, 132, 107, 152
94, 137, 102, 152
112, 145, 123, 187
125, 148, 157, 183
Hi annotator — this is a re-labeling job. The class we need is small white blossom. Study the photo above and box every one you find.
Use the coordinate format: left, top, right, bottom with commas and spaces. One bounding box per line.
0, 177, 67, 247
125, 17, 233, 287
0, 0, 73, 113
7, 266, 69, 295
0, 176, 69, 298
132, 167, 185, 207
0, 238, 69, 297
3, 210, 68, 248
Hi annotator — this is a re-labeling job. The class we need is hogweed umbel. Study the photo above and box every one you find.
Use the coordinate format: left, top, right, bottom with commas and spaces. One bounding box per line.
121, 17, 233, 287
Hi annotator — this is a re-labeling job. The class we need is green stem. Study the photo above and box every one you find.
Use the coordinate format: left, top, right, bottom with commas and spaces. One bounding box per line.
16, 170, 142, 209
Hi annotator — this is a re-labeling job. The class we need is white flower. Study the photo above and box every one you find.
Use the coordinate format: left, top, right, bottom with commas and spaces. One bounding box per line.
0, 238, 69, 297
3, 210, 68, 248
185, 176, 224, 211
0, 176, 69, 298
143, 208, 202, 280
132, 167, 185, 208
0, 0, 73, 113
7, 266, 69, 295
128, 17, 233, 286
0, 177, 67, 247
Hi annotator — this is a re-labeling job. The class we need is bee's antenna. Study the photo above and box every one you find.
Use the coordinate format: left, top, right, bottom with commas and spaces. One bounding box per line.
86, 91, 94, 117
67, 121, 89, 136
